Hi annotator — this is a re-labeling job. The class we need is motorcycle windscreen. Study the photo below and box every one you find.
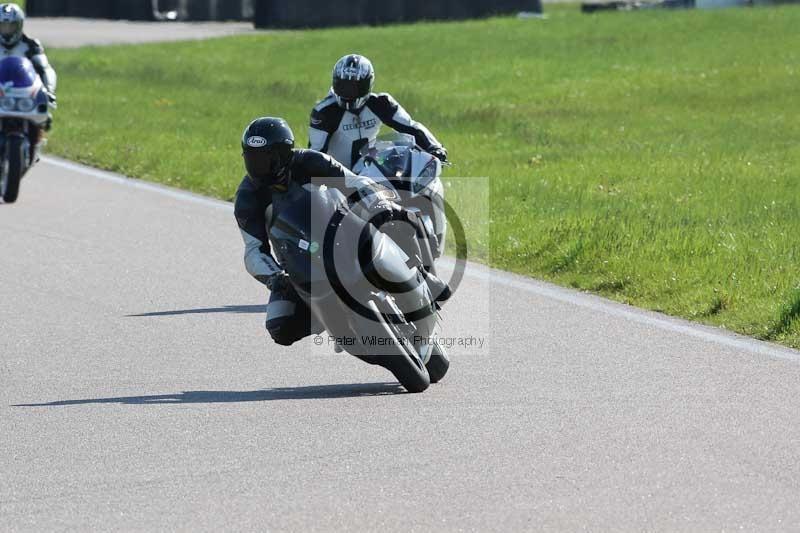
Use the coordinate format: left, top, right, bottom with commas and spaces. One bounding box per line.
358, 132, 415, 158
0, 57, 38, 89
363, 147, 413, 180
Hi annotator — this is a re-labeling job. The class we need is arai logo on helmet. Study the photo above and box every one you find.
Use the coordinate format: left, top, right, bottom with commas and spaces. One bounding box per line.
247, 136, 267, 148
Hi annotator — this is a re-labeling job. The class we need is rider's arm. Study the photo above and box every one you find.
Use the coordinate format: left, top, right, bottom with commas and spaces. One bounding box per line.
308, 95, 344, 153
234, 176, 283, 286
23, 37, 56, 95
295, 149, 390, 205
367, 93, 442, 152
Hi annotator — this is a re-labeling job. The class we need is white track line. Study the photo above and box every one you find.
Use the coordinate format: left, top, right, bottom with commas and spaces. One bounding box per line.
42, 155, 800, 363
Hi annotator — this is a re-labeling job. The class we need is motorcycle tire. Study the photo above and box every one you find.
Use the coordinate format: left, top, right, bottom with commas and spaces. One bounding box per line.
2, 136, 26, 204
368, 299, 430, 393
426, 340, 450, 383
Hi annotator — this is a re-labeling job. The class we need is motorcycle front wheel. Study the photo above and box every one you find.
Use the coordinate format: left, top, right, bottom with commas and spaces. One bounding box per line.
367, 299, 430, 393
1, 135, 27, 203
426, 340, 450, 384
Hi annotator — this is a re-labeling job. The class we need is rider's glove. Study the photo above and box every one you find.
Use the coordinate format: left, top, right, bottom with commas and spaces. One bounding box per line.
429, 146, 448, 163
44, 90, 57, 105
265, 271, 290, 293
367, 199, 405, 227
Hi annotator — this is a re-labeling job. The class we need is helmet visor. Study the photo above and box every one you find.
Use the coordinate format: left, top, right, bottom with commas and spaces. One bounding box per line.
243, 144, 292, 184
0, 20, 20, 39
333, 76, 371, 101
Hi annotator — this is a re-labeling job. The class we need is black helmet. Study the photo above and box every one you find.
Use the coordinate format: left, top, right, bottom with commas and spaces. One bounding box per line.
241, 117, 295, 189
332, 54, 374, 111
0, 4, 24, 48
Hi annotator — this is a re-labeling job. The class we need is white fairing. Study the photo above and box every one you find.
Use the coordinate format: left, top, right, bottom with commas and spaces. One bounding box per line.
0, 75, 49, 125
410, 151, 438, 181
354, 142, 447, 258
355, 162, 392, 187
343, 171, 387, 197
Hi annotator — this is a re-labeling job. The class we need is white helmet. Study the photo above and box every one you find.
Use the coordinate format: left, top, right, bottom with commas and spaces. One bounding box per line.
332, 54, 374, 111
0, 3, 24, 48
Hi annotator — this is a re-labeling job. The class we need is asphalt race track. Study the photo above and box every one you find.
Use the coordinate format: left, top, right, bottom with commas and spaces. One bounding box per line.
25, 18, 254, 48
2, 159, 800, 530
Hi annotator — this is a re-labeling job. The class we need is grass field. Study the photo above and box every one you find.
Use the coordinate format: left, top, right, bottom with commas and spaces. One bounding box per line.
44, 5, 800, 347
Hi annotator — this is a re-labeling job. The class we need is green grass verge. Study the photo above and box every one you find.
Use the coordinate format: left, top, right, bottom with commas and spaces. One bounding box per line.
45, 5, 800, 347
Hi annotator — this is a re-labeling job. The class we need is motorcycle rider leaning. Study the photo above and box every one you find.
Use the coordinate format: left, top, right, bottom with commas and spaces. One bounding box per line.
235, 117, 450, 347
309, 54, 447, 170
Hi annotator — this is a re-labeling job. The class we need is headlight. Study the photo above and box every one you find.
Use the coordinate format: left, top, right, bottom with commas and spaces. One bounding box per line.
419, 158, 438, 179
0, 97, 16, 111
413, 159, 439, 194
16, 98, 34, 112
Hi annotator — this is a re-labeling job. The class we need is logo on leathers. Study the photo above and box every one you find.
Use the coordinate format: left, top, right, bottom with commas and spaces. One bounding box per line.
342, 117, 378, 132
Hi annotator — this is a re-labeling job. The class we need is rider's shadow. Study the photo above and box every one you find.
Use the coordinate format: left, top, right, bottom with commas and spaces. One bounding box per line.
14, 382, 405, 407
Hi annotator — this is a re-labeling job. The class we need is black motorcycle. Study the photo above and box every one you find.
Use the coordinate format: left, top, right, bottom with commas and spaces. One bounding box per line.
267, 181, 450, 393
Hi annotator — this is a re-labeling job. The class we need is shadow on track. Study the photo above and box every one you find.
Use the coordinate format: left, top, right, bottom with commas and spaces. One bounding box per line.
126, 304, 265, 317
14, 382, 405, 407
